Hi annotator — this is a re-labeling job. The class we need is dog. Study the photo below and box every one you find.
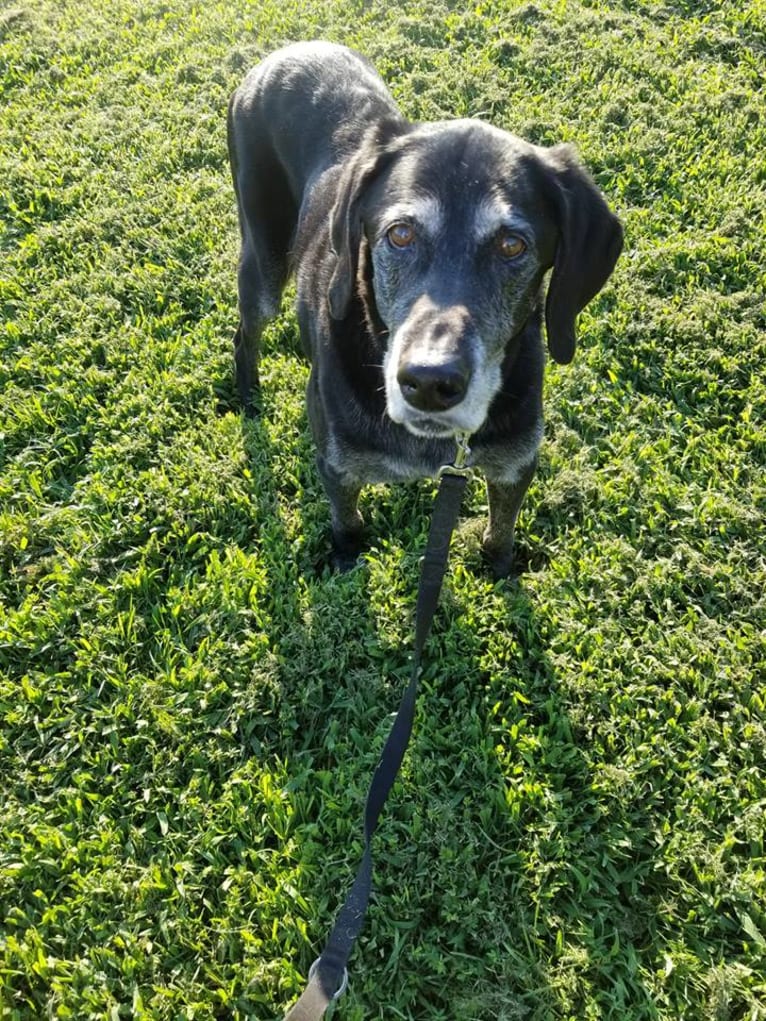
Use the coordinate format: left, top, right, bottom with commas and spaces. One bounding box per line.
227, 41, 622, 576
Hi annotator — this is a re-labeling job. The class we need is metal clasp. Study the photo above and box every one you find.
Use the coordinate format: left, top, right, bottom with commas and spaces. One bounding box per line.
438, 431, 474, 479
309, 957, 349, 1003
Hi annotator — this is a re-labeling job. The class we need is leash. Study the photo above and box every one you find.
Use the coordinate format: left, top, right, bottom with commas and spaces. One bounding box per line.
283, 433, 474, 1020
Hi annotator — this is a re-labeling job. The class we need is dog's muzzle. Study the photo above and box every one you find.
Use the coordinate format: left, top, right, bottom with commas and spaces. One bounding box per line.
384, 312, 499, 437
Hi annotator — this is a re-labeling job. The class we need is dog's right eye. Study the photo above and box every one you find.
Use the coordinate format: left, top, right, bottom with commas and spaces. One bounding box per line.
387, 222, 416, 249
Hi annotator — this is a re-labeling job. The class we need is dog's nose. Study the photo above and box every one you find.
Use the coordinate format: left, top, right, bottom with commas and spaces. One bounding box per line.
397, 359, 469, 412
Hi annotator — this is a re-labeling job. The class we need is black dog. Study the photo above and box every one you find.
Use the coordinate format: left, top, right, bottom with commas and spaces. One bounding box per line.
228, 41, 622, 576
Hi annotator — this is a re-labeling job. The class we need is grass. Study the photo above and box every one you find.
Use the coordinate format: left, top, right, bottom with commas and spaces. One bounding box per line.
1, 0, 765, 1017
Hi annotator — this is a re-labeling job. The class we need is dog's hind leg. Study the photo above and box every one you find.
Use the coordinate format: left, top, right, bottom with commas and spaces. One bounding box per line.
233, 238, 282, 415
232, 190, 295, 415
228, 103, 296, 415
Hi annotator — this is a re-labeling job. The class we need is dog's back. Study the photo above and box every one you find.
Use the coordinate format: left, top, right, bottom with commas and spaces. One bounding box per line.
227, 43, 403, 409
229, 42, 399, 204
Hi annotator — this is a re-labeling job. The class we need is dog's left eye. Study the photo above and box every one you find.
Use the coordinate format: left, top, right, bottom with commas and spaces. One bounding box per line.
495, 231, 526, 260
387, 222, 416, 249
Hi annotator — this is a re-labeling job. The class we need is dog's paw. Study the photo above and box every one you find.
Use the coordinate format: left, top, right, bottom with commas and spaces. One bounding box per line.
327, 519, 365, 574
242, 397, 260, 420
486, 553, 515, 580
313, 541, 363, 575
330, 549, 362, 573
481, 538, 517, 581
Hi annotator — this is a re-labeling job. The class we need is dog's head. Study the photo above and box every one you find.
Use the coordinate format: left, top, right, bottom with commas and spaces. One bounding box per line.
329, 120, 622, 439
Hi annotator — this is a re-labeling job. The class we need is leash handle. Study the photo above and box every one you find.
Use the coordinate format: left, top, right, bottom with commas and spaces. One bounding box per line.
282, 442, 471, 1019
283, 969, 333, 1021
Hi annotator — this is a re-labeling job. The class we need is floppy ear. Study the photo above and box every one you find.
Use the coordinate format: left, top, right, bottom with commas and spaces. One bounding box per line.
328, 120, 408, 320
542, 145, 623, 364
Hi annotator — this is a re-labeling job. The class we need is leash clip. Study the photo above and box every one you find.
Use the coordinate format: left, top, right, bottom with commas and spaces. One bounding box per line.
308, 957, 349, 1003
438, 432, 474, 480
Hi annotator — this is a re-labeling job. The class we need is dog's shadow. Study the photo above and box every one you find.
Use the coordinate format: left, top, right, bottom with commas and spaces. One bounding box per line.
216, 374, 666, 1017
363, 574, 667, 1019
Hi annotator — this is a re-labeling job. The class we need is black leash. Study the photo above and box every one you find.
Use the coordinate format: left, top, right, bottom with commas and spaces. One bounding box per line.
284, 435, 473, 1020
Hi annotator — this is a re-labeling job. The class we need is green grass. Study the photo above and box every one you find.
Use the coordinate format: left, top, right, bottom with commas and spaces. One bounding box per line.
1, 0, 765, 1017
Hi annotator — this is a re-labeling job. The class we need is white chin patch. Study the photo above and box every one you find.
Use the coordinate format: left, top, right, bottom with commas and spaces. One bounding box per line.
402, 419, 456, 439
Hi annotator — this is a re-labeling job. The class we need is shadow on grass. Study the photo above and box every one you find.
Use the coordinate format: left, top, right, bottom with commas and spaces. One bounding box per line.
452, 580, 665, 1020
354, 572, 667, 1020
226, 389, 669, 1018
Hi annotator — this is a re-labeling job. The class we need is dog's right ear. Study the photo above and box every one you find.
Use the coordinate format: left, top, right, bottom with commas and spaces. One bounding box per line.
328, 121, 407, 320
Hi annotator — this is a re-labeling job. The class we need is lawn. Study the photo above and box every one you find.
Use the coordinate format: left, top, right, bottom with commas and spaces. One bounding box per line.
1, 0, 765, 1018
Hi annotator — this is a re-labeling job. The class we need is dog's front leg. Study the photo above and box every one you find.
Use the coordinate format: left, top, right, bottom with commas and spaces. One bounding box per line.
483, 459, 537, 578
316, 455, 364, 571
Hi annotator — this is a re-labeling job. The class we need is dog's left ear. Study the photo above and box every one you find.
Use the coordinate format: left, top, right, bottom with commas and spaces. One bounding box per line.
328, 120, 407, 320
541, 145, 623, 365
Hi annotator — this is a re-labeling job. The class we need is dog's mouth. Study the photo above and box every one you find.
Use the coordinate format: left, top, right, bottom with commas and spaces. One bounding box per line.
401, 416, 461, 439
